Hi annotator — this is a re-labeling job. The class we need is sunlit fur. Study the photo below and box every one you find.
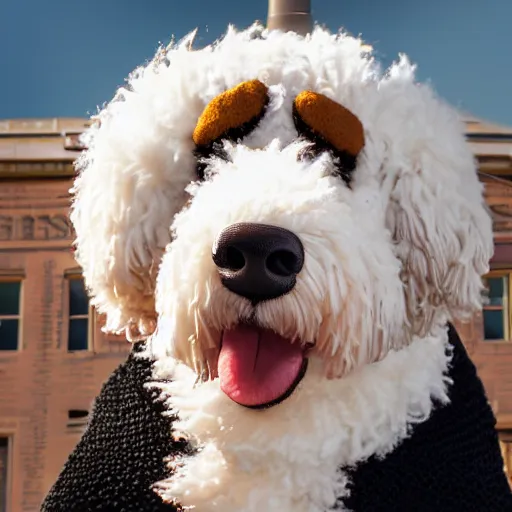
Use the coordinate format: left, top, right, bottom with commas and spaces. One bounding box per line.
148, 325, 452, 511
154, 141, 407, 379
71, 23, 494, 511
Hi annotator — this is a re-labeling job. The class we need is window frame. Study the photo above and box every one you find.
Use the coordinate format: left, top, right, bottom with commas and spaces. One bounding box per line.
482, 270, 512, 343
0, 277, 22, 352
66, 273, 93, 353
66, 409, 90, 434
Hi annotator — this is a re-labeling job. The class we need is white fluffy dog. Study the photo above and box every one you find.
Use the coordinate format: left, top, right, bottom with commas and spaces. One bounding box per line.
42, 24, 512, 512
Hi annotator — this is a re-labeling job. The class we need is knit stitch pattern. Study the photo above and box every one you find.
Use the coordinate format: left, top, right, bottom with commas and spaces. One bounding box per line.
41, 344, 180, 511
41, 327, 512, 511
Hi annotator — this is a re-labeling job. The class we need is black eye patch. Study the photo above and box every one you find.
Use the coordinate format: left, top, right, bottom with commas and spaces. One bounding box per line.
292, 91, 365, 185
194, 142, 232, 181
192, 80, 269, 180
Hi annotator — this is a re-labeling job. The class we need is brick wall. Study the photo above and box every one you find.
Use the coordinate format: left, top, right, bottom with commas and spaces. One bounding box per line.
456, 313, 512, 421
0, 179, 129, 511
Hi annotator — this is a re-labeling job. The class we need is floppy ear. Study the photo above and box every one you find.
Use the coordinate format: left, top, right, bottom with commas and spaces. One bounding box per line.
70, 36, 200, 338
379, 71, 494, 336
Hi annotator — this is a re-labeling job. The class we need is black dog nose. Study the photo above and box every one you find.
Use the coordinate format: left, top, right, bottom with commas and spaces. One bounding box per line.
212, 223, 305, 303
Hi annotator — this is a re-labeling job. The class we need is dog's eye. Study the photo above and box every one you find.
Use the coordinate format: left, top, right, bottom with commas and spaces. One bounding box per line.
193, 80, 269, 179
293, 91, 365, 185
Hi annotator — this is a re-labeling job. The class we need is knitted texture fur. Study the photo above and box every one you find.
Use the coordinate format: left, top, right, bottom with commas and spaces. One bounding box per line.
41, 327, 512, 511
41, 345, 182, 512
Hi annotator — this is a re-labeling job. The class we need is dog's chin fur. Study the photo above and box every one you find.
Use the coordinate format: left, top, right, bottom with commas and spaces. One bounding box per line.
145, 322, 452, 512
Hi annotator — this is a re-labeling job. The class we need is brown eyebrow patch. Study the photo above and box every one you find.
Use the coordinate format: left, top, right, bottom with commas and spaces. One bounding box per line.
193, 79, 269, 147
293, 91, 365, 157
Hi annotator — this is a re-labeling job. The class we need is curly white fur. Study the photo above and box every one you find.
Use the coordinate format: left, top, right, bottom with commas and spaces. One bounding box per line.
147, 324, 452, 512
154, 141, 405, 378
72, 24, 492, 341
71, 22, 494, 511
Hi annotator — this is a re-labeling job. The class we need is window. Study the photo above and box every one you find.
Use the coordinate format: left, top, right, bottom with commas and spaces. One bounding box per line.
67, 410, 89, 432
0, 281, 21, 351
482, 272, 512, 341
0, 437, 9, 512
68, 277, 90, 351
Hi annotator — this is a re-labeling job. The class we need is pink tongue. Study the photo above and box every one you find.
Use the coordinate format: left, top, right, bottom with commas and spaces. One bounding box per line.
218, 325, 304, 407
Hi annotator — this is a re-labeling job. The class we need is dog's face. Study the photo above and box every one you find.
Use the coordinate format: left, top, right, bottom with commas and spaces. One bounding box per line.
72, 25, 493, 409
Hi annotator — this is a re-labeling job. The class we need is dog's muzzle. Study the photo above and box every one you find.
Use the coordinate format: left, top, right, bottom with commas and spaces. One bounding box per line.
212, 223, 309, 409
212, 222, 304, 304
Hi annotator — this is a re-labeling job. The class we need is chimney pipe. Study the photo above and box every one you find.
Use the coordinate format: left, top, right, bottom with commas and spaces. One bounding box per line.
267, 0, 312, 36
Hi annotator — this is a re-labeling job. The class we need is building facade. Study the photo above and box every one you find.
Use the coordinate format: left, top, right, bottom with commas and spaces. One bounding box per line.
0, 119, 130, 512
457, 115, 512, 487
0, 116, 511, 510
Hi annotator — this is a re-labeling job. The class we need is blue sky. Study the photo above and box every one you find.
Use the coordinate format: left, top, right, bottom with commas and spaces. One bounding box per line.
1, 0, 511, 125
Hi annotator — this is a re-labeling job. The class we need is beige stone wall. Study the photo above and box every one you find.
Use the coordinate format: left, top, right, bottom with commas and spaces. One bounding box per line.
0, 179, 129, 511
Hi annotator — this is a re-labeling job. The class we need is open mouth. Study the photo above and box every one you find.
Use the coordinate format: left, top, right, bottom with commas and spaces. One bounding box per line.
217, 324, 311, 409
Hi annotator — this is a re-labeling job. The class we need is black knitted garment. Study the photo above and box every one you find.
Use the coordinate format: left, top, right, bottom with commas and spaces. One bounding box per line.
41, 325, 512, 512
41, 344, 183, 512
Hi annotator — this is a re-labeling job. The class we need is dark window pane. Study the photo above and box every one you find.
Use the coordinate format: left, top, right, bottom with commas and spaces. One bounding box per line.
0, 319, 18, 350
486, 277, 507, 306
68, 318, 88, 351
0, 282, 20, 316
68, 410, 88, 420
69, 279, 89, 316
483, 309, 505, 340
